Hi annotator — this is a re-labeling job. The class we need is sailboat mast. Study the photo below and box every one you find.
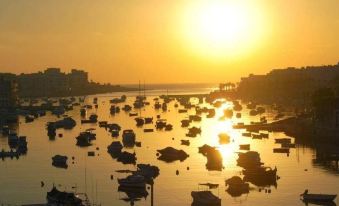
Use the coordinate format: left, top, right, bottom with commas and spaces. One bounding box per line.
138, 80, 141, 97
144, 80, 146, 98
85, 157, 87, 194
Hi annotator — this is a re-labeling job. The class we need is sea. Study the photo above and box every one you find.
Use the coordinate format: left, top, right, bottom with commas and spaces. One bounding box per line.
0, 83, 338, 206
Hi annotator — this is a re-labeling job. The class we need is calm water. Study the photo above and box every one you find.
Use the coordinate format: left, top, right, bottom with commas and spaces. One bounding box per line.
0, 86, 338, 206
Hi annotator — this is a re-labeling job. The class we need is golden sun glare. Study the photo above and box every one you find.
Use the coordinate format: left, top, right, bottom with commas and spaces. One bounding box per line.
180, 1, 265, 59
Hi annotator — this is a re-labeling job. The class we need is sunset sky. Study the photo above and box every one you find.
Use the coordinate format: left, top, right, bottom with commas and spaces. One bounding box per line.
0, 0, 338, 84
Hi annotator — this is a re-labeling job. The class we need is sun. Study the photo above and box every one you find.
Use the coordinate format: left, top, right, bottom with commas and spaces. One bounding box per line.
180, 1, 265, 59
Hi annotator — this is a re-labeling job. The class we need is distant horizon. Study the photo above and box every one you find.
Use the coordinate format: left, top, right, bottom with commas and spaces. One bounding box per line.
2, 61, 339, 85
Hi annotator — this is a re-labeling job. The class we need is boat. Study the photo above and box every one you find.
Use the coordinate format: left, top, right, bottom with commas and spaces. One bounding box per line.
165, 124, 173, 131
301, 190, 337, 202
80, 108, 86, 117
223, 109, 233, 118
191, 191, 221, 206
237, 151, 262, 168
281, 143, 296, 148
122, 104, 132, 112
275, 138, 291, 144
133, 164, 160, 180
118, 174, 146, 188
25, 115, 35, 123
225, 176, 249, 197
155, 119, 167, 130
218, 133, 230, 144
243, 166, 277, 180
134, 117, 144, 127
76, 132, 96, 147
273, 148, 290, 153
122, 130, 136, 147
143, 128, 154, 133
207, 109, 215, 118
8, 133, 19, 148
199, 183, 219, 189
144, 117, 153, 124
111, 130, 119, 137
107, 141, 123, 158
189, 115, 202, 122
186, 126, 201, 137
178, 109, 188, 113
157, 147, 189, 162
181, 119, 190, 127
81, 114, 98, 124
239, 144, 250, 150
52, 155, 68, 168
181, 139, 190, 146
242, 132, 252, 137
117, 151, 137, 164
47, 186, 83, 205
252, 133, 263, 139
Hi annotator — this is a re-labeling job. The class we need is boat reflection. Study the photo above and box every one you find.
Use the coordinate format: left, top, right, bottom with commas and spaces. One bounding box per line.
303, 200, 337, 206
118, 185, 148, 206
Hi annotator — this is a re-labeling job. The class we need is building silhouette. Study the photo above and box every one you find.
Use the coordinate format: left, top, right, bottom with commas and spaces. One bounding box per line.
0, 73, 18, 109
17, 68, 88, 97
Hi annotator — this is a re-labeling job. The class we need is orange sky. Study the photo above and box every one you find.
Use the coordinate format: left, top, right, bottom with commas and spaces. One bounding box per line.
0, 0, 338, 84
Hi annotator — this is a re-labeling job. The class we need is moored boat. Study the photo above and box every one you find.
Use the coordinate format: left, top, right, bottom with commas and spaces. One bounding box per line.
191, 191, 221, 206
301, 190, 337, 202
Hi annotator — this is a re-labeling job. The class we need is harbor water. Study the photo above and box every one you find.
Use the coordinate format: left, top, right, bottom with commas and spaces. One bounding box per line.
0, 84, 338, 206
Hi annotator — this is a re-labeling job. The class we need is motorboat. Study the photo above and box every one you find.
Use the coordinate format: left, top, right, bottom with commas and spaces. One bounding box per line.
47, 186, 83, 205
191, 191, 221, 206
218, 133, 230, 144
157, 147, 189, 162
122, 130, 136, 147
239, 144, 250, 150
301, 190, 337, 202
225, 176, 249, 197
273, 148, 290, 153
275, 138, 291, 144
118, 175, 146, 188
52, 155, 68, 168
107, 141, 123, 158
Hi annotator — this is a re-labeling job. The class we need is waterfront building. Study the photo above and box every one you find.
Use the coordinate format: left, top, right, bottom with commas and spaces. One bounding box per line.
0, 73, 18, 109
237, 63, 339, 104
17, 68, 88, 97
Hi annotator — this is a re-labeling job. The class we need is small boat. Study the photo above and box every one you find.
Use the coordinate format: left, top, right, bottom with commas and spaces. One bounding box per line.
239, 144, 250, 150
301, 190, 337, 202
118, 174, 146, 188
47, 186, 83, 205
275, 138, 291, 144
281, 143, 296, 148
129, 113, 138, 117
157, 147, 189, 162
252, 133, 263, 139
181, 140, 190, 146
107, 141, 123, 158
181, 119, 190, 127
143, 128, 154, 133
52, 155, 68, 168
242, 132, 252, 137
178, 109, 188, 113
122, 130, 136, 147
273, 148, 290, 153
218, 133, 230, 144
225, 176, 249, 197
191, 191, 221, 206
199, 183, 219, 189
